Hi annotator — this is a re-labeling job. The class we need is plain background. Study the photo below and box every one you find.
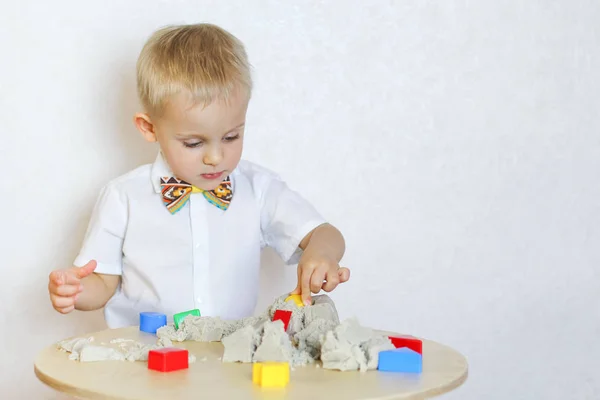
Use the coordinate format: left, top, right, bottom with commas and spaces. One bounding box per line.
1, 1, 599, 399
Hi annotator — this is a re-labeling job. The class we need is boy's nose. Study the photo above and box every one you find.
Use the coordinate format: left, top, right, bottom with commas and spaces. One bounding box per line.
203, 145, 223, 166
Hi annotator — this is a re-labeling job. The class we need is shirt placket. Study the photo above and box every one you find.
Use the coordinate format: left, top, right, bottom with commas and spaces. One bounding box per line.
189, 194, 210, 315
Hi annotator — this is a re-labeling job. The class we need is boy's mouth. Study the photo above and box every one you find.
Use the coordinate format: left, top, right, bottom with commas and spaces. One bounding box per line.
200, 172, 224, 180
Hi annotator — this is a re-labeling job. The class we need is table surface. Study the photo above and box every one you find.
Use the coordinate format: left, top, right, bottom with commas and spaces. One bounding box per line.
34, 326, 468, 400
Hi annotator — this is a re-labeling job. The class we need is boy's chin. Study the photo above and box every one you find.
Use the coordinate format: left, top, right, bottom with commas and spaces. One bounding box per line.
193, 178, 226, 191
198, 184, 220, 191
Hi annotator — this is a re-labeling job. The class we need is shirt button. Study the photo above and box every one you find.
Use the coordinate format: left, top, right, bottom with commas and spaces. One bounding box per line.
196, 297, 203, 304
195, 243, 200, 248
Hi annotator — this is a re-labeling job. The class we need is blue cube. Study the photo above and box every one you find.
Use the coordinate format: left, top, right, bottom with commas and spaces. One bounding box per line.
139, 312, 167, 334
378, 347, 422, 373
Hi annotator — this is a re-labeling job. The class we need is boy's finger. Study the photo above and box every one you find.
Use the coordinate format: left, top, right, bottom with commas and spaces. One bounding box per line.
310, 267, 327, 293
51, 295, 76, 309
58, 270, 83, 285
49, 270, 65, 286
75, 260, 97, 279
48, 280, 58, 294
56, 305, 75, 314
338, 267, 350, 283
55, 283, 83, 297
58, 270, 83, 286
300, 269, 313, 306
48, 280, 69, 296
321, 270, 341, 292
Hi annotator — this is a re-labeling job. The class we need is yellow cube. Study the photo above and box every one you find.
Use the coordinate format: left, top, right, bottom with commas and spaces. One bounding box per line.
252, 362, 290, 387
252, 363, 262, 384
284, 294, 305, 308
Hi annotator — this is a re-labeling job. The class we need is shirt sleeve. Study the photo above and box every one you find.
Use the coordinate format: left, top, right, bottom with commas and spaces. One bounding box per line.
259, 174, 327, 265
73, 183, 128, 275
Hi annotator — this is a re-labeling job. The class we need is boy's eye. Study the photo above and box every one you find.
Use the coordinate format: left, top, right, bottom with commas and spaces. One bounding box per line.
224, 134, 240, 142
183, 141, 202, 148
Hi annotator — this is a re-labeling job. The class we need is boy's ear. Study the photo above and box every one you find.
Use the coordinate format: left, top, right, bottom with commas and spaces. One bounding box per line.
133, 113, 157, 143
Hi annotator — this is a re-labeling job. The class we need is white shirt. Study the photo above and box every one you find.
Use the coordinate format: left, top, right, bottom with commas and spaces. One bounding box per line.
74, 152, 326, 328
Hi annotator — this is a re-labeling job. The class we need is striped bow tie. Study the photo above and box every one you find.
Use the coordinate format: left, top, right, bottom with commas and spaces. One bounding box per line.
160, 177, 233, 214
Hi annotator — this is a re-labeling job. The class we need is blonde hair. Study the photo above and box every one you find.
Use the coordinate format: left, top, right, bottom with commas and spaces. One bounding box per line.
136, 23, 252, 116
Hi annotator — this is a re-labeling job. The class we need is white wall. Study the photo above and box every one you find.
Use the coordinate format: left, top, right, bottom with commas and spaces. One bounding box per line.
1, 1, 598, 399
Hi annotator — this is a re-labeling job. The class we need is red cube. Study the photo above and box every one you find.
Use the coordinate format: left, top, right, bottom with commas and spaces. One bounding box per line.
148, 347, 189, 372
388, 336, 423, 355
272, 309, 293, 332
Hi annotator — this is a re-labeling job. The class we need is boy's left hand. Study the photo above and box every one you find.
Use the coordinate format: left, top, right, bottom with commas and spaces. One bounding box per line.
291, 252, 350, 306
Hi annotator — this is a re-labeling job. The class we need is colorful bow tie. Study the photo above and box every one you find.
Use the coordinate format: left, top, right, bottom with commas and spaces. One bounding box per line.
160, 176, 233, 214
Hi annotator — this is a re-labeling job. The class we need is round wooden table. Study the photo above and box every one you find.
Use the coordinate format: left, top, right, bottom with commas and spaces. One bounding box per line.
34, 326, 468, 399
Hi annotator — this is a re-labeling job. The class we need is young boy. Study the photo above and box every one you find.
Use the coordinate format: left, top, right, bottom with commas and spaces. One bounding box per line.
47, 23, 350, 328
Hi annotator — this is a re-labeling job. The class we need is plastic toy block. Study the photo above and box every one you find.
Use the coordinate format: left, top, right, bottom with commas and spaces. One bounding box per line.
139, 312, 167, 334
388, 335, 423, 355
252, 362, 290, 387
284, 294, 304, 308
272, 310, 293, 331
378, 348, 422, 373
148, 347, 189, 372
252, 362, 262, 384
173, 309, 201, 330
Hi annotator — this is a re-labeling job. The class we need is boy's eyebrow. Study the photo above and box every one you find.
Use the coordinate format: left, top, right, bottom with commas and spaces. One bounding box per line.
227, 122, 246, 132
175, 122, 246, 139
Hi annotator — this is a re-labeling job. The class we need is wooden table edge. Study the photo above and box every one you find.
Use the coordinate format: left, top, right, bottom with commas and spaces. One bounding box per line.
35, 363, 468, 400
35, 363, 105, 400
34, 328, 469, 400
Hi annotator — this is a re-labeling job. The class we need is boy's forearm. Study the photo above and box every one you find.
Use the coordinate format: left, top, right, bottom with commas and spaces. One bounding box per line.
300, 223, 345, 261
75, 273, 120, 311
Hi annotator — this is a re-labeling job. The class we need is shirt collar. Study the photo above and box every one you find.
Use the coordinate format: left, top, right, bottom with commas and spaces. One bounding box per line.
150, 150, 237, 193
150, 150, 173, 193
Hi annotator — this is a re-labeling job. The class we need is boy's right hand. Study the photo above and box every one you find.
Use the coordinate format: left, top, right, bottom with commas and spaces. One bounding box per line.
48, 260, 97, 314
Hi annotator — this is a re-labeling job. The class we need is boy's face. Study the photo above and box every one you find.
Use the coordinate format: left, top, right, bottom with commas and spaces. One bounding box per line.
137, 89, 249, 191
